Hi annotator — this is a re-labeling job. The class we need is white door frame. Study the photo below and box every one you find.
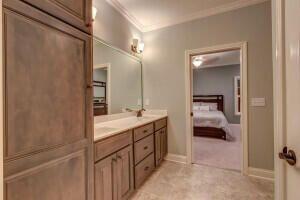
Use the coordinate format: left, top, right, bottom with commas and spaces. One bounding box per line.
272, 0, 285, 199
94, 63, 112, 115
185, 42, 248, 174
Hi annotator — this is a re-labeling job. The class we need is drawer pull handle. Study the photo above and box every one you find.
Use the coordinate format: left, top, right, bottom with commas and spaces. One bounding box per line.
144, 146, 148, 150
143, 130, 148, 133
144, 166, 149, 171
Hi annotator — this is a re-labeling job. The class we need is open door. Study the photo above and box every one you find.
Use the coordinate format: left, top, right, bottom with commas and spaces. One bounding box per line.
274, 0, 300, 199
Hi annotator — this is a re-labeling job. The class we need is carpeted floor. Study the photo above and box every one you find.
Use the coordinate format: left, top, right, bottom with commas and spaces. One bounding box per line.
193, 124, 241, 171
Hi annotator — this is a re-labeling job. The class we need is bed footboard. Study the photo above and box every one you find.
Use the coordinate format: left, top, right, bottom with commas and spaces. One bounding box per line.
193, 126, 226, 140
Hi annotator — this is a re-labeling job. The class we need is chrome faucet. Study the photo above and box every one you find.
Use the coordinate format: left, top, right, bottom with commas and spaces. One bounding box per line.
125, 108, 146, 117
136, 109, 146, 117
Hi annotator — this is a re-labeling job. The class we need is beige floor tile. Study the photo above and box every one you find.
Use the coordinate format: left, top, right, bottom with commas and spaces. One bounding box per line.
130, 161, 274, 200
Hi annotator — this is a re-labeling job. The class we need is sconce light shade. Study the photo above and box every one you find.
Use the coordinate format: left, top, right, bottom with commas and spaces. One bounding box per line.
92, 6, 98, 21
137, 42, 145, 53
131, 39, 144, 54
132, 39, 139, 47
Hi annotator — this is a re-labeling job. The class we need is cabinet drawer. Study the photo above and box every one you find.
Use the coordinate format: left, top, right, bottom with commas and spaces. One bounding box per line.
134, 123, 154, 141
155, 118, 167, 131
135, 153, 155, 188
134, 134, 154, 165
95, 131, 132, 162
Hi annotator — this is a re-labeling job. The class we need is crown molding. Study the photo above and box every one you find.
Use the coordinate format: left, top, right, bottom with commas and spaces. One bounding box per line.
106, 0, 269, 33
105, 0, 144, 31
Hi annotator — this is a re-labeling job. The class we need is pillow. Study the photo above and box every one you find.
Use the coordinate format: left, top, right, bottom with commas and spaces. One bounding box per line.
201, 102, 218, 111
193, 102, 202, 107
193, 102, 202, 111
193, 105, 201, 111
199, 105, 210, 111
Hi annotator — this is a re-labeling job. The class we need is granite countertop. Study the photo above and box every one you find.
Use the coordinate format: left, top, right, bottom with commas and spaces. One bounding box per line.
94, 111, 167, 142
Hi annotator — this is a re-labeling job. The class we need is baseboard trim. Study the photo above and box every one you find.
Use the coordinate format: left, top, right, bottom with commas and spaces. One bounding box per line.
248, 167, 274, 181
165, 153, 187, 164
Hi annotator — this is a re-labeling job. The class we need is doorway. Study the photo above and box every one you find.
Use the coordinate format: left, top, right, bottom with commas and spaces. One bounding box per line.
185, 42, 248, 174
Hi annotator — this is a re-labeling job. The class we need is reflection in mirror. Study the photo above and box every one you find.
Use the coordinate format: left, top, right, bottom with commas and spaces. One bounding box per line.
93, 38, 143, 116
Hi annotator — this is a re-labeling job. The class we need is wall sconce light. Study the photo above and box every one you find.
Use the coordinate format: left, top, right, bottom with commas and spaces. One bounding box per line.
131, 38, 145, 54
92, 6, 98, 21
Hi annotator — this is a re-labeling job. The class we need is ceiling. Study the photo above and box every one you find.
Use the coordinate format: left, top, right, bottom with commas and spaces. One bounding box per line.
105, 0, 268, 32
192, 50, 240, 69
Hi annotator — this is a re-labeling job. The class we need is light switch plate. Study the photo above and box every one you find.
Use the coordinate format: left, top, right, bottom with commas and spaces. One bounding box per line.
251, 98, 266, 107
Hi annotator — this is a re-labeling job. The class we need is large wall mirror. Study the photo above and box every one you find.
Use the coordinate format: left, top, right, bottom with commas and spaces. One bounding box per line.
93, 38, 143, 116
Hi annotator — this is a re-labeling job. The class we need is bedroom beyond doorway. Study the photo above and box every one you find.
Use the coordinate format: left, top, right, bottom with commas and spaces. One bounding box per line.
185, 43, 248, 173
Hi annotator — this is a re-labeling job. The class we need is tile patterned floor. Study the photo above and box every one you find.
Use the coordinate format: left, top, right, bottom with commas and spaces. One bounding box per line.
130, 161, 274, 200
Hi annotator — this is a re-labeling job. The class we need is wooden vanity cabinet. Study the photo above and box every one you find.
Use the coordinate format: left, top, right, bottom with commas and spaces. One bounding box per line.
94, 118, 168, 198
133, 123, 155, 188
94, 133, 134, 200
95, 154, 118, 200
116, 146, 135, 200
154, 119, 168, 166
155, 130, 162, 165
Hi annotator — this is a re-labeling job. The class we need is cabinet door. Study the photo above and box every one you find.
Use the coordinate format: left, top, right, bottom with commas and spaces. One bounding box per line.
8, 0, 92, 33
3, 1, 93, 200
161, 128, 168, 158
155, 131, 162, 166
116, 145, 134, 200
95, 155, 118, 200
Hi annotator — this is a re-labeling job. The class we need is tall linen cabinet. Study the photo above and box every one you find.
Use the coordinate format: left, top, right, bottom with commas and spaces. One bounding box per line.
2, 0, 93, 199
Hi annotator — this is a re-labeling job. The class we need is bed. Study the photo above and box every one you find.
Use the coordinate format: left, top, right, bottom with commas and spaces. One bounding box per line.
193, 95, 231, 140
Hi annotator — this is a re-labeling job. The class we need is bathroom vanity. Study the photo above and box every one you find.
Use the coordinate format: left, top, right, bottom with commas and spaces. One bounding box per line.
92, 29, 166, 200
94, 114, 167, 200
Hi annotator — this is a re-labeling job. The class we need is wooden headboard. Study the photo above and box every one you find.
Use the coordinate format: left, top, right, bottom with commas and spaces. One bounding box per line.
193, 95, 224, 112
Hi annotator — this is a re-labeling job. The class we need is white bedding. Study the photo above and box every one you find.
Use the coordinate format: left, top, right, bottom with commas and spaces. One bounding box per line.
193, 110, 232, 139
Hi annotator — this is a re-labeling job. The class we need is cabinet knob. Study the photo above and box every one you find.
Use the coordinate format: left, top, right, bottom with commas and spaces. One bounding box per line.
144, 166, 149, 171
143, 130, 148, 133
86, 22, 92, 27
87, 84, 93, 88
143, 146, 148, 150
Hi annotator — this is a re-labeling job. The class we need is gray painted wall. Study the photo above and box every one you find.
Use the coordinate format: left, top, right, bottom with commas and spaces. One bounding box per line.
93, 0, 143, 53
193, 65, 240, 124
143, 2, 274, 170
